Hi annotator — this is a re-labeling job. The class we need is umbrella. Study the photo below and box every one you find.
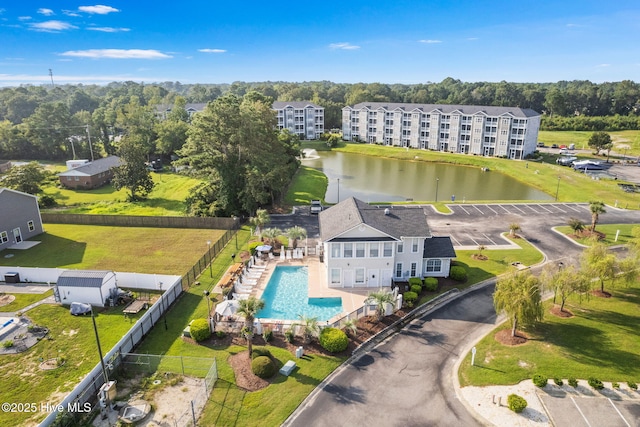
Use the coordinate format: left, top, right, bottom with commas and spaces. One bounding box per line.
255, 245, 272, 252
215, 300, 239, 317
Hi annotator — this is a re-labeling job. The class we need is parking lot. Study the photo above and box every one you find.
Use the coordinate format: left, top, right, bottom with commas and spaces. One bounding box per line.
539, 391, 640, 427
444, 202, 589, 217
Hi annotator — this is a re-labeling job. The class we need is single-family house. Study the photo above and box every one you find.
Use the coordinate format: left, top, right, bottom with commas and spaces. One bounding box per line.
58, 156, 121, 189
318, 197, 456, 288
0, 188, 44, 251
55, 270, 117, 307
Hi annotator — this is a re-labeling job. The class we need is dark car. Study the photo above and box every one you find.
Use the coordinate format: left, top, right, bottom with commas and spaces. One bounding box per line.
551, 144, 558, 148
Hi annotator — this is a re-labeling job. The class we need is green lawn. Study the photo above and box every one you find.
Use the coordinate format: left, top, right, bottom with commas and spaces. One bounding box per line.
42, 172, 202, 216
284, 165, 328, 205
458, 282, 640, 387
539, 130, 640, 156
0, 289, 53, 312
0, 224, 225, 274
556, 224, 639, 246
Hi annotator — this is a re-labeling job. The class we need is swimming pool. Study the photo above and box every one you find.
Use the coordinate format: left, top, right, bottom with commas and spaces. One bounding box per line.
257, 266, 343, 321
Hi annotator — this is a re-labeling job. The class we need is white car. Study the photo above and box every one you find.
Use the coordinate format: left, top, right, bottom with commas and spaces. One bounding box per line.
310, 200, 323, 214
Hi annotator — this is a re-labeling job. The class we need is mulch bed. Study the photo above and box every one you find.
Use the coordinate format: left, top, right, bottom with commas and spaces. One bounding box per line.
591, 289, 612, 298
550, 305, 574, 318
494, 329, 529, 346
471, 254, 488, 260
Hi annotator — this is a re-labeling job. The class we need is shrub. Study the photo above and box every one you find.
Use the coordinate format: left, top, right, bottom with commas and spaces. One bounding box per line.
251, 347, 272, 360
2, 340, 13, 349
588, 377, 604, 390
251, 356, 276, 379
408, 277, 423, 288
248, 241, 262, 255
189, 319, 211, 342
403, 291, 418, 308
319, 328, 349, 353
284, 328, 294, 343
554, 378, 564, 386
627, 381, 637, 390
507, 394, 527, 413
215, 330, 226, 339
410, 284, 422, 294
612, 382, 620, 389
423, 277, 438, 291
532, 374, 548, 388
449, 266, 467, 282
262, 327, 273, 343
568, 378, 578, 388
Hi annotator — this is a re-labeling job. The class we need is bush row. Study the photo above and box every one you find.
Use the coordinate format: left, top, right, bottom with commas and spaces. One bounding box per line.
534, 374, 637, 390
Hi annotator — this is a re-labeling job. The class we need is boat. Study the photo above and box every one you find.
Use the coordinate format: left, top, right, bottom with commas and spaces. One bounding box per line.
572, 160, 603, 171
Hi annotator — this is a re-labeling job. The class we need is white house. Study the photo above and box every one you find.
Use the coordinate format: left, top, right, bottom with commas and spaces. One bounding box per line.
56, 270, 117, 307
273, 101, 324, 140
318, 197, 456, 288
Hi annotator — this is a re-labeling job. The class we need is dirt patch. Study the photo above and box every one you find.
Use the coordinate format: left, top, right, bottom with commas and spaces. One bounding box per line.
591, 289, 612, 298
62, 329, 78, 337
550, 306, 574, 318
471, 254, 488, 260
571, 230, 606, 241
229, 351, 270, 391
0, 294, 16, 307
495, 329, 529, 346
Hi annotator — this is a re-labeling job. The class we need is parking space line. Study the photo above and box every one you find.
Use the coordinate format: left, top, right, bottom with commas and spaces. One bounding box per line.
525, 204, 541, 213
498, 205, 511, 214
564, 203, 584, 212
550, 204, 566, 213
484, 205, 498, 214
537, 204, 554, 213
459, 206, 471, 215
608, 398, 631, 427
482, 234, 497, 245
570, 396, 593, 427
468, 236, 479, 246
509, 204, 526, 214
473, 205, 484, 215
449, 235, 462, 246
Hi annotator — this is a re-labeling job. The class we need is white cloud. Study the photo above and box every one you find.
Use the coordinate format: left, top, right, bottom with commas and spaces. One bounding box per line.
60, 49, 172, 59
329, 42, 360, 50
0, 73, 171, 86
198, 48, 226, 53
87, 26, 130, 33
78, 5, 120, 14
18, 16, 32, 21
63, 10, 81, 17
37, 8, 55, 16
418, 39, 442, 44
31, 20, 78, 32
0, 8, 6, 14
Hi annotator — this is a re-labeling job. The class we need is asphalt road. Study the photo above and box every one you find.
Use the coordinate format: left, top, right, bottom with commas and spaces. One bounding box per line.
282, 203, 640, 427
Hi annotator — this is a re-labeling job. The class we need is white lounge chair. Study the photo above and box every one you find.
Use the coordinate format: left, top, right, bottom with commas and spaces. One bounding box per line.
280, 251, 286, 261
286, 250, 292, 260
268, 252, 275, 260
233, 293, 249, 300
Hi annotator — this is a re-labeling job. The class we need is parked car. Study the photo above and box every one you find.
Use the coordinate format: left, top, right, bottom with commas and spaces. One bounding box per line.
310, 200, 323, 214
537, 142, 545, 147
551, 144, 559, 148
557, 156, 577, 166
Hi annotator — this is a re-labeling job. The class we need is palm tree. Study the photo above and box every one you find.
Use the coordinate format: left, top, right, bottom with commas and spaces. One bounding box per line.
568, 217, 585, 235
297, 315, 320, 344
365, 289, 396, 322
509, 223, 521, 237
250, 208, 270, 235
260, 227, 282, 249
285, 226, 307, 249
342, 318, 358, 337
236, 297, 265, 356
493, 271, 543, 337
589, 201, 606, 232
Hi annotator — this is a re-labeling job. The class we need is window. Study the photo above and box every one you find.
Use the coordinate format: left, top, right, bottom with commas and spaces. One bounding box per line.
67, 176, 72, 181
343, 243, 353, 258
412, 239, 419, 253
27, 221, 35, 232
355, 243, 365, 257
355, 268, 365, 284
369, 243, 379, 258
0, 231, 7, 244
383, 242, 393, 257
397, 241, 403, 253
331, 243, 341, 258
410, 262, 417, 277
395, 263, 403, 278
426, 259, 442, 272
330, 269, 341, 284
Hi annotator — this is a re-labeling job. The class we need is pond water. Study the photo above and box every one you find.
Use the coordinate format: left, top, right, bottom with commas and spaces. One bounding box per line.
302, 151, 551, 203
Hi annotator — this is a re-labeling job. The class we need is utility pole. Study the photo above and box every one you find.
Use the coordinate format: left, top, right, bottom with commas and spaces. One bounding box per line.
48, 69, 54, 87
86, 125, 95, 161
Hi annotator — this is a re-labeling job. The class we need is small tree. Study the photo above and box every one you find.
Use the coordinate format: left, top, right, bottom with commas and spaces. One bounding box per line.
297, 315, 320, 344
2, 161, 50, 195
250, 209, 270, 235
285, 226, 307, 249
260, 227, 283, 249
509, 223, 521, 237
587, 131, 612, 156
588, 201, 606, 233
568, 217, 585, 235
236, 297, 265, 356
111, 139, 155, 201
493, 271, 543, 337
365, 289, 395, 322
341, 318, 358, 337
581, 242, 617, 294
540, 264, 590, 312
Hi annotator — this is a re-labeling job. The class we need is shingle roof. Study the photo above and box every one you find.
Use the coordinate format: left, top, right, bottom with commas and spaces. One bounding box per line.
272, 101, 323, 110
345, 102, 539, 118
57, 270, 113, 288
423, 236, 456, 258
319, 197, 430, 241
0, 187, 38, 200
58, 156, 121, 177
155, 103, 207, 112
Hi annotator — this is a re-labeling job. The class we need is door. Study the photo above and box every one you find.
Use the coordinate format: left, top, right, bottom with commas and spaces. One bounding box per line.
12, 228, 22, 243
381, 269, 393, 287
343, 270, 354, 288
368, 269, 379, 287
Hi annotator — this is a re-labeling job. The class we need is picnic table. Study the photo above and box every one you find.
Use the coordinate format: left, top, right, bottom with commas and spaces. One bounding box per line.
215, 263, 245, 290
123, 299, 149, 315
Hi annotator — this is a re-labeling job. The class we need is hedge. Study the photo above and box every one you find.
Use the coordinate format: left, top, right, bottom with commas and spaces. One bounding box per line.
507, 394, 527, 413
403, 291, 418, 307
423, 277, 438, 291
588, 377, 604, 390
410, 284, 422, 294
449, 266, 467, 282
532, 374, 547, 388
189, 319, 211, 342
251, 356, 276, 378
319, 327, 349, 353
251, 347, 272, 360
408, 277, 423, 287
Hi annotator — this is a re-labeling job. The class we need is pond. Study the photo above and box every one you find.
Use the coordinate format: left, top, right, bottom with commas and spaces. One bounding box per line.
302, 151, 552, 203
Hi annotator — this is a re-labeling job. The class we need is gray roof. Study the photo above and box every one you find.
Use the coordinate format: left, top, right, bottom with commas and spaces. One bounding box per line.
272, 101, 323, 110
319, 197, 431, 241
0, 187, 38, 201
345, 102, 539, 118
58, 156, 121, 177
423, 236, 457, 258
155, 103, 207, 112
57, 270, 114, 288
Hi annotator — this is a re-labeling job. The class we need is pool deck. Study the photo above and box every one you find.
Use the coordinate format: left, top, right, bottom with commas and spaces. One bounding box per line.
245, 255, 369, 322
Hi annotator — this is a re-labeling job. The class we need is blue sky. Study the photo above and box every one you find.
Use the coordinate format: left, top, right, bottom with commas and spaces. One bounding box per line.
1, 1, 640, 87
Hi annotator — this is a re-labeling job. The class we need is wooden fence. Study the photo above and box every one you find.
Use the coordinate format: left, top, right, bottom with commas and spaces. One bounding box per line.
41, 213, 237, 230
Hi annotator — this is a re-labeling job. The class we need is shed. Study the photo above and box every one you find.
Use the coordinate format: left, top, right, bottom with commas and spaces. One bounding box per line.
56, 270, 117, 307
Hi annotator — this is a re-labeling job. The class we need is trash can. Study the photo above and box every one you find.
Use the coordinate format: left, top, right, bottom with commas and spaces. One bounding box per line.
4, 272, 20, 283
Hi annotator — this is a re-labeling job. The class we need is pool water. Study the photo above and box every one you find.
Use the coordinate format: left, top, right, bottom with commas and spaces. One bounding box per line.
257, 266, 343, 321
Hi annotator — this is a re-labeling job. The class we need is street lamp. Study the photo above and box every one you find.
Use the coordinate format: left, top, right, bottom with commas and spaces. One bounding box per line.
232, 216, 238, 250
231, 253, 236, 263
207, 241, 213, 278
90, 307, 109, 384
555, 176, 560, 202
337, 178, 340, 203
435, 177, 440, 203
203, 290, 212, 332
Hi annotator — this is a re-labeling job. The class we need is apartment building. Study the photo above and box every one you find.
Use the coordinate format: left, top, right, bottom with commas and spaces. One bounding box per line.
273, 101, 324, 140
342, 102, 540, 159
